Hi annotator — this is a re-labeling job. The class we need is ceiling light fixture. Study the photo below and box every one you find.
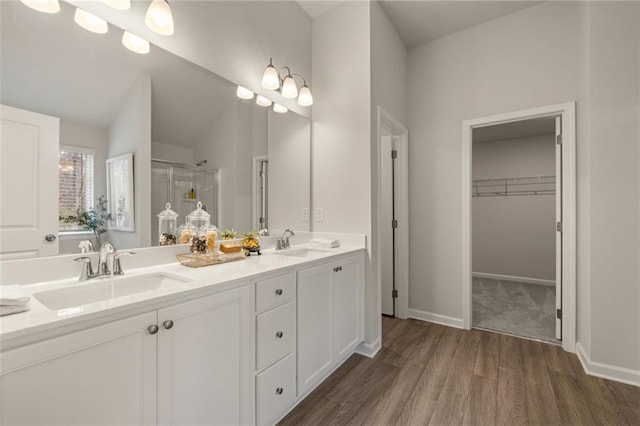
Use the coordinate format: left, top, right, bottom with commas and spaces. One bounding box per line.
256, 95, 272, 107
236, 86, 255, 100
261, 57, 313, 106
102, 0, 131, 10
74, 8, 109, 34
145, 0, 174, 36
122, 31, 150, 54
273, 104, 288, 114
20, 0, 60, 14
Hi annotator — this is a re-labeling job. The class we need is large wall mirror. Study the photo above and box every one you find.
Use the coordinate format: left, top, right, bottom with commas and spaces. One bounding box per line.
0, 0, 310, 258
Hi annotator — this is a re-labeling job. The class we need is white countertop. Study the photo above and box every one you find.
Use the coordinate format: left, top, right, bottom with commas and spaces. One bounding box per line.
0, 243, 365, 345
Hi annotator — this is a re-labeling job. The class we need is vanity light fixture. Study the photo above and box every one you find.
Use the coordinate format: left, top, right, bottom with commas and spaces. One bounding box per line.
256, 95, 272, 107
102, 0, 131, 10
261, 57, 313, 106
74, 8, 109, 34
236, 86, 255, 100
122, 31, 150, 54
20, 0, 60, 14
145, 0, 174, 36
273, 103, 288, 114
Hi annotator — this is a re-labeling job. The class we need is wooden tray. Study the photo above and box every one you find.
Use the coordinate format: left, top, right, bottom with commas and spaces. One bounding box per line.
176, 250, 247, 268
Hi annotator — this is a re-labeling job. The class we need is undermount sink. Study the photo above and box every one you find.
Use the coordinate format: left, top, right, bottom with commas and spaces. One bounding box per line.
271, 247, 331, 258
33, 273, 194, 311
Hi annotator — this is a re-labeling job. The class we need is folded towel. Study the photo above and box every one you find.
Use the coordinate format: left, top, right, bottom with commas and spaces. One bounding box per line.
309, 238, 340, 248
0, 304, 30, 316
0, 285, 31, 306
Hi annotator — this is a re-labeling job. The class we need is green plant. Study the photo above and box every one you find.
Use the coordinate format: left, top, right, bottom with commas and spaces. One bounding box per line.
218, 229, 237, 240
60, 195, 112, 246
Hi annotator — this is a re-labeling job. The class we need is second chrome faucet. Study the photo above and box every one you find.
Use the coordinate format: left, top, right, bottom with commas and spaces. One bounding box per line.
74, 242, 135, 281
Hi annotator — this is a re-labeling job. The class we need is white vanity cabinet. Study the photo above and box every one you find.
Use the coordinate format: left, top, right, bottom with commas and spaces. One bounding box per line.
296, 254, 364, 397
0, 284, 253, 426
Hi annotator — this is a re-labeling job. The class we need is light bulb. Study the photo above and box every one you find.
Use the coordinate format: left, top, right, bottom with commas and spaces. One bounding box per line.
298, 85, 313, 106
262, 62, 279, 90
281, 75, 298, 99
74, 8, 108, 34
122, 31, 150, 54
102, 0, 130, 10
145, 0, 174, 36
256, 95, 272, 107
20, 0, 60, 14
236, 86, 255, 100
273, 104, 288, 114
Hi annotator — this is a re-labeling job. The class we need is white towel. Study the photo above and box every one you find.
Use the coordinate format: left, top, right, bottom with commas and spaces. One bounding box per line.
0, 285, 31, 306
309, 238, 340, 248
0, 304, 30, 316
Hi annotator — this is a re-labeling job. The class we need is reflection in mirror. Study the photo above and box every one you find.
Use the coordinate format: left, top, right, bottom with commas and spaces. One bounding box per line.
0, 0, 311, 258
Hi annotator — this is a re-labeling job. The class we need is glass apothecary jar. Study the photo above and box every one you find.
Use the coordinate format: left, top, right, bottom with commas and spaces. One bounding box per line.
185, 201, 214, 254
157, 203, 178, 245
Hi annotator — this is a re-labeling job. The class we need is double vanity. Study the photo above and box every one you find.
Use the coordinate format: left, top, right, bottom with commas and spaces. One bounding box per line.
0, 236, 365, 425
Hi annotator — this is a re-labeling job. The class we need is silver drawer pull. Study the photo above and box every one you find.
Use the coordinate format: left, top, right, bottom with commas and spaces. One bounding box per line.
275, 288, 283, 296
275, 331, 284, 339
275, 387, 283, 395
147, 325, 159, 335
163, 320, 174, 330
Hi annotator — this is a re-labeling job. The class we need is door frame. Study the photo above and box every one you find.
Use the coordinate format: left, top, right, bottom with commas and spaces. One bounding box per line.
376, 106, 409, 320
461, 102, 576, 352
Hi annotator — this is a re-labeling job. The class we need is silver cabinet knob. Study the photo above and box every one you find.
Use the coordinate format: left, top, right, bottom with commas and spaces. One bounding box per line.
45, 234, 57, 242
275, 331, 284, 339
163, 320, 174, 330
275, 289, 283, 296
275, 387, 283, 395
148, 325, 159, 335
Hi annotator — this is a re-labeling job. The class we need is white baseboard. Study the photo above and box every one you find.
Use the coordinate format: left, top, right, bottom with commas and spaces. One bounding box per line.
355, 338, 381, 359
408, 308, 464, 329
576, 343, 640, 387
472, 272, 555, 287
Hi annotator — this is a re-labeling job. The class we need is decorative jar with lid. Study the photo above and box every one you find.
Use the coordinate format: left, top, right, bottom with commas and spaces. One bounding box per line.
157, 203, 178, 245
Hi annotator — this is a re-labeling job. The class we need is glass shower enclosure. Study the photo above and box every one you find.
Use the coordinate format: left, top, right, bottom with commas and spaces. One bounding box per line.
151, 159, 219, 246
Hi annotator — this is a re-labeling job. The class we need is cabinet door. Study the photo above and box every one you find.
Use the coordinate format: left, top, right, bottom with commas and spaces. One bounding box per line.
157, 285, 254, 426
333, 255, 364, 362
296, 263, 333, 397
0, 312, 157, 425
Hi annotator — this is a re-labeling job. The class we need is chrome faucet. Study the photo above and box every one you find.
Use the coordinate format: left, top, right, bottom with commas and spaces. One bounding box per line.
276, 229, 295, 250
74, 242, 135, 281
98, 242, 116, 275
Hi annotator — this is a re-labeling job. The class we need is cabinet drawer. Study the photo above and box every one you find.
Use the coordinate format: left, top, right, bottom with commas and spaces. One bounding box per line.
256, 273, 295, 313
256, 302, 294, 371
256, 353, 295, 426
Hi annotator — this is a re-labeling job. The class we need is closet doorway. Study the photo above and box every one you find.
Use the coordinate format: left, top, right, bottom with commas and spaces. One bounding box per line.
462, 103, 576, 351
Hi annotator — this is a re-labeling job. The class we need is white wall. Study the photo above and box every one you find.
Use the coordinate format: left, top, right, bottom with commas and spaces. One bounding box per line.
472, 135, 555, 281
267, 111, 310, 232
151, 142, 194, 165
107, 75, 152, 249
64, 0, 312, 117
311, 1, 374, 343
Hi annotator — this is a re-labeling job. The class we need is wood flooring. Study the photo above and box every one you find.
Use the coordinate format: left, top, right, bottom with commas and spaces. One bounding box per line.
279, 317, 640, 425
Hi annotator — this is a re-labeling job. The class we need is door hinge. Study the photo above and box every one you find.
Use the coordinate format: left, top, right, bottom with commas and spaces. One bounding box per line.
556, 134, 563, 145
556, 221, 563, 232
392, 219, 398, 229
391, 150, 398, 159
392, 289, 398, 298
556, 308, 562, 320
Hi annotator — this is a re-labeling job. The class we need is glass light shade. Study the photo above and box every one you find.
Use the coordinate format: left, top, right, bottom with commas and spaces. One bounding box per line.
145, 0, 174, 36
273, 103, 288, 114
298, 85, 313, 106
102, 0, 130, 10
281, 75, 298, 99
262, 64, 279, 90
256, 95, 272, 107
74, 8, 108, 34
20, 0, 60, 14
122, 31, 150, 54
236, 86, 255, 100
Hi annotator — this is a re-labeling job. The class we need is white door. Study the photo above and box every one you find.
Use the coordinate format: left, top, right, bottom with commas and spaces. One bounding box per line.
297, 263, 333, 396
333, 255, 364, 361
0, 104, 59, 259
0, 312, 158, 425
555, 116, 563, 340
157, 285, 254, 426
381, 133, 395, 316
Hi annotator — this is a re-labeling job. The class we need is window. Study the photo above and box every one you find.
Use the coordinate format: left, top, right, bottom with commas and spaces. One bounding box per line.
58, 146, 94, 232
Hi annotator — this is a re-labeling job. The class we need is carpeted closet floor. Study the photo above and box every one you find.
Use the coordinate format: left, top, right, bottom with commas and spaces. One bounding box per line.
472, 276, 559, 343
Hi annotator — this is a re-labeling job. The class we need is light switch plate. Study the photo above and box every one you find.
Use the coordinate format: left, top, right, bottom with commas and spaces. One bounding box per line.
315, 207, 324, 222
302, 208, 309, 222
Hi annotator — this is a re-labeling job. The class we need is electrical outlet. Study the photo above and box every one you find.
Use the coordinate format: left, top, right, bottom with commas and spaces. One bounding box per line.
301, 208, 309, 222
315, 207, 324, 222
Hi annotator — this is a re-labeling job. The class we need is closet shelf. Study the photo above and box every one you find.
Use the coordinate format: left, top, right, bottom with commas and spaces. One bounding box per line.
472, 175, 555, 197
